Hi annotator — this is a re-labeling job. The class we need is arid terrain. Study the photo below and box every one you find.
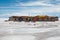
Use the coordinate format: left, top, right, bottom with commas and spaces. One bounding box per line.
0, 18, 60, 40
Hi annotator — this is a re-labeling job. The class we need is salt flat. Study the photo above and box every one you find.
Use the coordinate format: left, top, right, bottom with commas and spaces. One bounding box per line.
0, 18, 60, 40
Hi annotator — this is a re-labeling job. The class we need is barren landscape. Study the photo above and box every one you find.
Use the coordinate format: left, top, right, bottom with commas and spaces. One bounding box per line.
0, 18, 60, 40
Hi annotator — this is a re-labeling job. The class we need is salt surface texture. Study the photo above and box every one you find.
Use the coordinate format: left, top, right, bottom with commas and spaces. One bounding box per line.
46, 37, 60, 40
0, 35, 35, 40
0, 18, 60, 40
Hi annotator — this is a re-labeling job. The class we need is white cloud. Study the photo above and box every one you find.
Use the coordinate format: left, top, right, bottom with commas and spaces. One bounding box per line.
17, 0, 60, 13
2, 6, 60, 17
19, 1, 54, 7
1, 0, 60, 18
0, 12, 29, 18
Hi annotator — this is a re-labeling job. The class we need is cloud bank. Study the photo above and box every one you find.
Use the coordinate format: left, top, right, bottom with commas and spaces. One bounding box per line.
0, 0, 60, 18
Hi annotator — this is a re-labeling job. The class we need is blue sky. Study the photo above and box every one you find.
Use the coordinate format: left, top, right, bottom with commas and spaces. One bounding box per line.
0, 0, 60, 18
